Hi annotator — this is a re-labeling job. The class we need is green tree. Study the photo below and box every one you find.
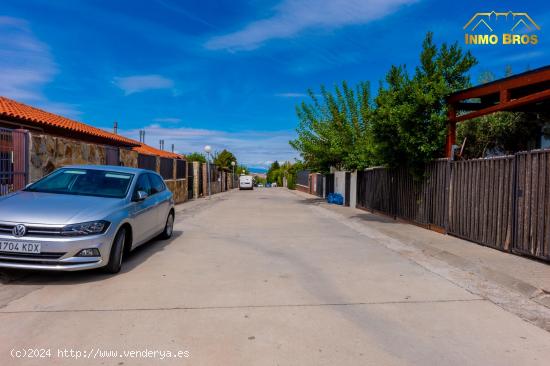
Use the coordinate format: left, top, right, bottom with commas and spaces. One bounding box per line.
236, 165, 248, 175
186, 152, 206, 163
457, 112, 548, 158
213, 149, 237, 170
371, 32, 477, 176
266, 161, 281, 183
289, 81, 373, 172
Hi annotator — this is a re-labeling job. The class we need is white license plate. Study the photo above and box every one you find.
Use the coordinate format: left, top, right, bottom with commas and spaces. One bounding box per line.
0, 241, 41, 254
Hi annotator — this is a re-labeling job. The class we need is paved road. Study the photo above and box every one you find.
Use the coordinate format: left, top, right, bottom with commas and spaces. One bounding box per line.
1, 188, 550, 365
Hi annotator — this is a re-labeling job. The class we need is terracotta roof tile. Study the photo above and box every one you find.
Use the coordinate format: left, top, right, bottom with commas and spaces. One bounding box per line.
0, 96, 138, 146
0, 96, 185, 160
130, 140, 185, 159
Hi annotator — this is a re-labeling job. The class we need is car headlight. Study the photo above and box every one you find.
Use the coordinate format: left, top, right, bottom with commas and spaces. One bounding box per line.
61, 220, 110, 236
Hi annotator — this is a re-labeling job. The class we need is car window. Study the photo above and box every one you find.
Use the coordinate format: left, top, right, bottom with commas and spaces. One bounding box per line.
25, 169, 134, 198
133, 174, 152, 198
149, 174, 166, 194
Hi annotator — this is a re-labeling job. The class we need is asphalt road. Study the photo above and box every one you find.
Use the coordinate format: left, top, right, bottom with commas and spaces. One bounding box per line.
1, 188, 550, 365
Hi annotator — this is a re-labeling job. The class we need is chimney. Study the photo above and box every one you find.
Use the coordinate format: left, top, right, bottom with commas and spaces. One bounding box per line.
159, 139, 164, 150
113, 121, 118, 134
171, 144, 174, 153
139, 130, 146, 143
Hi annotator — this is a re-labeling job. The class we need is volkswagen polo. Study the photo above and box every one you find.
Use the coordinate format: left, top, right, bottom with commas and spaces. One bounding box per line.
0, 165, 175, 273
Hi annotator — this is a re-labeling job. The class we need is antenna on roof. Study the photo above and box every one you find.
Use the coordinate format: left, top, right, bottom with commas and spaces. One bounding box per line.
113, 121, 118, 134
171, 144, 174, 153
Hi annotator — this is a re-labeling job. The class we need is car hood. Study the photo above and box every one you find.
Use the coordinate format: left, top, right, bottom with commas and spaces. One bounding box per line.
0, 191, 124, 225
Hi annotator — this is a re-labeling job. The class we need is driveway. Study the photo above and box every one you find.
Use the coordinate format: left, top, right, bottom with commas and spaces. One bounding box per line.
1, 188, 550, 365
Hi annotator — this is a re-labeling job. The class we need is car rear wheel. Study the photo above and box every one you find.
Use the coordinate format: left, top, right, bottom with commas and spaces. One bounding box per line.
103, 228, 126, 274
159, 212, 174, 239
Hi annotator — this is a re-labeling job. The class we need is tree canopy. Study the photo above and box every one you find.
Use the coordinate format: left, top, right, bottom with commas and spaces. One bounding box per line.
213, 149, 237, 170
186, 152, 206, 163
289, 32, 478, 176
289, 81, 373, 173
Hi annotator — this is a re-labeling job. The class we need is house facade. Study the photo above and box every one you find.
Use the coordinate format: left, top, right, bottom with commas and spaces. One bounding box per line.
0, 96, 188, 203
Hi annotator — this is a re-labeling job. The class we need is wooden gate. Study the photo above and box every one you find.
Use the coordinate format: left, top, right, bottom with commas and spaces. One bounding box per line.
448, 156, 514, 251
513, 150, 550, 260
187, 162, 194, 199
198, 164, 204, 196
105, 146, 120, 166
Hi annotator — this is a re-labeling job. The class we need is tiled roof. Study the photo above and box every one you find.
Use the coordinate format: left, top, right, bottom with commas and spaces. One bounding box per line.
0, 96, 185, 160
0, 96, 138, 146
131, 141, 184, 159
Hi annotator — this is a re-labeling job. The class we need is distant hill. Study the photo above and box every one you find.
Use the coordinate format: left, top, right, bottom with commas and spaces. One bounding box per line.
248, 167, 268, 174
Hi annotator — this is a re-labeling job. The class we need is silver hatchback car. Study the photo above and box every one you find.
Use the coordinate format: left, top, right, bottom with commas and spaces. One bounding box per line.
0, 165, 175, 273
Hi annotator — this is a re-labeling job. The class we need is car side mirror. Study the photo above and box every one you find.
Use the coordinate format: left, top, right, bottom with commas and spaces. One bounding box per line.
134, 190, 148, 201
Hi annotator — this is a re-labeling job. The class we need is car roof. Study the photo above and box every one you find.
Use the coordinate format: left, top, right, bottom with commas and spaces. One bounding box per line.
62, 165, 156, 175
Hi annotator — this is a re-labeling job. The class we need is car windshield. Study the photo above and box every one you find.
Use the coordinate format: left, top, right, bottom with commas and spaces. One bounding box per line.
25, 168, 134, 198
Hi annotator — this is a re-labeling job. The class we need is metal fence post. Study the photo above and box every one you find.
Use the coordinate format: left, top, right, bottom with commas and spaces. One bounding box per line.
13, 129, 29, 191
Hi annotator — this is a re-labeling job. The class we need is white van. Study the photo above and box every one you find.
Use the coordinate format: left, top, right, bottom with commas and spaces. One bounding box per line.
239, 175, 253, 190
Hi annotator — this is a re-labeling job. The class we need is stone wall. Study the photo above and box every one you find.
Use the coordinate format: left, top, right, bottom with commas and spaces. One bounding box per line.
120, 148, 138, 167
29, 133, 106, 183
165, 179, 187, 204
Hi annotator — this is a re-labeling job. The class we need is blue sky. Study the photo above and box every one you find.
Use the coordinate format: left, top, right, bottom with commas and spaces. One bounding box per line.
1, 0, 548, 169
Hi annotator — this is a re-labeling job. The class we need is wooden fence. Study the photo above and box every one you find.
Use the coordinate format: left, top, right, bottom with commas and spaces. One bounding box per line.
448, 156, 514, 251
357, 160, 449, 230
357, 150, 550, 262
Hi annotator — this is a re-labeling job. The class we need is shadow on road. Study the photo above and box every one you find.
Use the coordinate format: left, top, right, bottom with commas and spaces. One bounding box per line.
0, 231, 184, 285
348, 213, 396, 224
296, 197, 325, 206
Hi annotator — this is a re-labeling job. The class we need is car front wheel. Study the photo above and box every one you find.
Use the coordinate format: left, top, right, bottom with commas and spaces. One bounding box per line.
103, 228, 126, 274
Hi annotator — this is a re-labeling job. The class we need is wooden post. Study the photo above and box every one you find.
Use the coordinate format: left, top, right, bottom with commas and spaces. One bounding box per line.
445, 106, 457, 158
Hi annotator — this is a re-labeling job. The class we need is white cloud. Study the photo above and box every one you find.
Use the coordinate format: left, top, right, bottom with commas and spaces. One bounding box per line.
0, 16, 56, 100
153, 117, 182, 123
113, 74, 175, 95
0, 16, 81, 118
205, 0, 416, 50
118, 125, 298, 168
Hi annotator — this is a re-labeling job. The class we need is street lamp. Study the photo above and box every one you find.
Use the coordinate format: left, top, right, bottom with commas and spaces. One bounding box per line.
231, 161, 236, 189
204, 145, 212, 196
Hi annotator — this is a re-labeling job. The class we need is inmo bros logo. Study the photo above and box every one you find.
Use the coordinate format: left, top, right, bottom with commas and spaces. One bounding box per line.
464, 11, 540, 45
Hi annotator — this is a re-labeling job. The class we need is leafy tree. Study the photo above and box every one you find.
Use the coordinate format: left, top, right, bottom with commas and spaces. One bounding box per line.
236, 165, 248, 175
267, 161, 282, 183
289, 32, 477, 176
213, 149, 237, 170
289, 81, 373, 172
371, 32, 477, 176
457, 112, 548, 158
186, 152, 206, 163
253, 175, 266, 186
